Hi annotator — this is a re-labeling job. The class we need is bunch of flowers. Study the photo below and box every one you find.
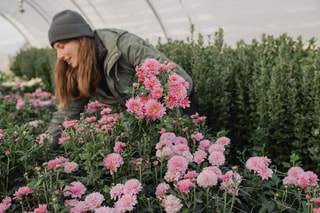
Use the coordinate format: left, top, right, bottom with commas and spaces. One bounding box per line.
126, 59, 190, 121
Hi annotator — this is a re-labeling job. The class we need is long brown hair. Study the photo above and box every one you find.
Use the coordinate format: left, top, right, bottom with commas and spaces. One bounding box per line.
54, 37, 101, 109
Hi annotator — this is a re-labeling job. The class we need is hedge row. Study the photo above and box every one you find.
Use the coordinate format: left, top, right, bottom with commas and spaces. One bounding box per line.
10, 29, 320, 172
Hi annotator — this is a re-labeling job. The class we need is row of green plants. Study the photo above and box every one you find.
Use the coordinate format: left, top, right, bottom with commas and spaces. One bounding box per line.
9, 28, 320, 173
0, 59, 320, 212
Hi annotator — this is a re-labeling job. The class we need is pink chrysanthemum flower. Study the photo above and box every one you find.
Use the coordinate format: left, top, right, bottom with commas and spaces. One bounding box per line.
173, 136, 188, 145
193, 150, 207, 164
305, 171, 318, 185
71, 201, 90, 213
85, 192, 105, 211
167, 156, 188, 173
114, 194, 138, 213
208, 143, 225, 153
124, 179, 142, 195
58, 136, 70, 144
64, 162, 79, 173
160, 132, 176, 142
144, 99, 166, 121
283, 176, 297, 186
246, 156, 271, 173
62, 120, 77, 129
164, 170, 183, 182
172, 144, 189, 155
64, 199, 79, 208
114, 141, 126, 154
151, 87, 163, 99
47, 156, 69, 171
258, 168, 273, 180
198, 139, 211, 152
203, 166, 222, 176
103, 153, 124, 175
101, 107, 112, 115
144, 75, 161, 91
125, 97, 144, 115
208, 151, 225, 167
161, 195, 183, 213
297, 172, 310, 188
197, 169, 218, 188
142, 58, 162, 75
37, 133, 50, 146
110, 183, 125, 200
168, 84, 187, 100
155, 183, 170, 197
165, 95, 180, 109
287, 166, 304, 178
156, 147, 174, 158
0, 202, 10, 213
33, 204, 48, 213
184, 170, 199, 180
13, 186, 33, 200
191, 132, 204, 141
175, 179, 194, 194
215, 136, 231, 146
169, 73, 186, 86
63, 181, 86, 198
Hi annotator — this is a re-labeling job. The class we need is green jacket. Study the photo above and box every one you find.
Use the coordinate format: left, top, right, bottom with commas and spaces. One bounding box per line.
47, 28, 193, 149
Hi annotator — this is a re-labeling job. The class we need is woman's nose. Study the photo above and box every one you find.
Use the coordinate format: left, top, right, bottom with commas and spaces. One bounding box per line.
57, 50, 64, 60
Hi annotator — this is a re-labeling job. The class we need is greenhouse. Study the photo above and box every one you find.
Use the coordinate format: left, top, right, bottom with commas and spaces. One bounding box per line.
0, 0, 320, 212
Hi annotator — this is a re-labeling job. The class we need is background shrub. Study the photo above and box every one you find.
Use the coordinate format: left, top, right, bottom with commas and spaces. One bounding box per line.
10, 47, 56, 93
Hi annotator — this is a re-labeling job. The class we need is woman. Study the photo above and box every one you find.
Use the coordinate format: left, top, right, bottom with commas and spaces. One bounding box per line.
47, 10, 198, 149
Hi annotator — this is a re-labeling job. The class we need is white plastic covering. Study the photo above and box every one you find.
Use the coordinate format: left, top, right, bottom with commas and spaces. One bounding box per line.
0, 0, 320, 70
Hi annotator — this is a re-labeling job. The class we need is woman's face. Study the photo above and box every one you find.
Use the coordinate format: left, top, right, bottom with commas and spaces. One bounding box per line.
53, 38, 82, 68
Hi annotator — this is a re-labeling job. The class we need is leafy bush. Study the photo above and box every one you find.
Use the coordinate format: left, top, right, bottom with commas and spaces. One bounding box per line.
10, 48, 56, 93
157, 29, 320, 173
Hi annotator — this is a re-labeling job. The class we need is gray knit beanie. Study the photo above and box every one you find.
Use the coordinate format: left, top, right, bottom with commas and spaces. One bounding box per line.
48, 10, 94, 47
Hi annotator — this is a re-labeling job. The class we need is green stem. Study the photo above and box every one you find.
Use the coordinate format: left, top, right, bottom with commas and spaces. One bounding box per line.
223, 188, 227, 213
193, 185, 196, 212
5, 156, 10, 194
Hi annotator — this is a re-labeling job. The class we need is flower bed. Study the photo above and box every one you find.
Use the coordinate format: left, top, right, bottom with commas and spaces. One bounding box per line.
0, 59, 319, 213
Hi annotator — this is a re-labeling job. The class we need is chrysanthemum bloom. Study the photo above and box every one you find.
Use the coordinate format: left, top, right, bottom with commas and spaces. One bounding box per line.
184, 170, 199, 180
85, 192, 105, 211
169, 73, 187, 87
125, 97, 144, 115
62, 120, 77, 129
144, 99, 166, 121
155, 183, 170, 197
142, 58, 162, 75
101, 107, 112, 115
165, 94, 180, 109
191, 132, 204, 141
103, 153, 124, 175
193, 150, 207, 164
297, 172, 310, 188
172, 144, 189, 155
203, 166, 222, 176
313, 197, 320, 205
110, 184, 125, 200
305, 171, 318, 185
258, 168, 273, 180
175, 179, 194, 194
0, 203, 10, 213
215, 136, 231, 146
173, 136, 188, 145
85, 116, 97, 123
33, 204, 48, 213
29, 120, 43, 128
114, 141, 126, 153
13, 186, 33, 200
47, 156, 69, 171
161, 195, 183, 213
114, 194, 138, 213
156, 140, 173, 149
208, 151, 225, 167
198, 139, 211, 152
208, 143, 225, 153
16, 98, 25, 110
282, 176, 298, 186
167, 155, 188, 174
168, 84, 187, 101
64, 199, 79, 207
156, 147, 174, 159
159, 132, 176, 142
314, 208, 320, 213
64, 162, 79, 173
63, 181, 86, 198
58, 136, 70, 145
124, 179, 142, 195
95, 206, 118, 213
197, 169, 218, 188
144, 75, 161, 91
71, 201, 90, 213
245, 156, 271, 173
2, 197, 11, 206
151, 87, 163, 99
